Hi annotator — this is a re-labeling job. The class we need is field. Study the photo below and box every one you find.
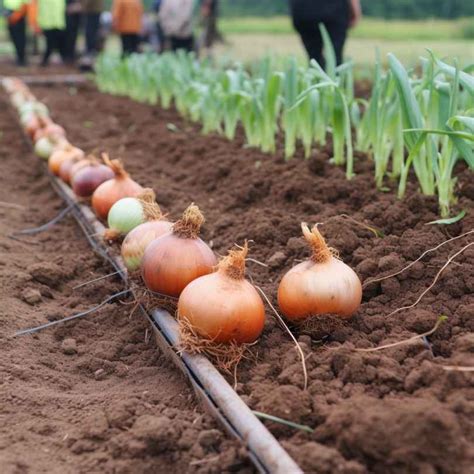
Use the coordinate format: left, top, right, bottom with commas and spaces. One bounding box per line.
0, 13, 473, 474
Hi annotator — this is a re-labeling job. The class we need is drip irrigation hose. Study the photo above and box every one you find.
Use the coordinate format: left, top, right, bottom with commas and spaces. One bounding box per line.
11, 202, 75, 235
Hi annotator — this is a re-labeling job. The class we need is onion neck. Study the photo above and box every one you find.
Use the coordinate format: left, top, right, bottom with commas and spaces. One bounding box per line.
138, 188, 163, 221
102, 153, 129, 180
301, 223, 333, 263
218, 242, 247, 280
173, 203, 204, 239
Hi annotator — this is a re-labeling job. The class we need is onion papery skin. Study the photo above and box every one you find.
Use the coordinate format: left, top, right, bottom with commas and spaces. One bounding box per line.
121, 220, 173, 272
277, 258, 362, 321
142, 234, 217, 297
59, 156, 82, 183
71, 164, 114, 198
33, 123, 66, 143
48, 147, 84, 176
34, 136, 56, 159
24, 115, 42, 138
92, 177, 143, 220
106, 197, 146, 237
178, 271, 265, 343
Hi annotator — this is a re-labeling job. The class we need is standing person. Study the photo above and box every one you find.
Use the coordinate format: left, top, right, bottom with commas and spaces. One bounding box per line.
159, 0, 195, 52
37, 0, 67, 66
289, 0, 362, 68
112, 0, 143, 56
3, 0, 28, 66
200, 0, 222, 49
65, 0, 82, 63
27, 0, 41, 57
81, 0, 103, 56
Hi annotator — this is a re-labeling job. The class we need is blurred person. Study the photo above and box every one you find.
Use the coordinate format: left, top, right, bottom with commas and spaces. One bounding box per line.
3, 0, 28, 65
81, 0, 103, 56
289, 0, 361, 68
152, 0, 165, 52
65, 0, 82, 63
26, 0, 41, 56
112, 0, 143, 56
159, 0, 195, 52
200, 0, 222, 49
38, 0, 67, 66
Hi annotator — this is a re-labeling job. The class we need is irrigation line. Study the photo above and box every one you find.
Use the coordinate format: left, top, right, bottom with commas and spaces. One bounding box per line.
14, 289, 131, 336
11, 202, 75, 235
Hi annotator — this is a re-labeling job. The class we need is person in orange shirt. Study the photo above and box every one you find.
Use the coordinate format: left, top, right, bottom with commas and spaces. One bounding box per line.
112, 0, 143, 56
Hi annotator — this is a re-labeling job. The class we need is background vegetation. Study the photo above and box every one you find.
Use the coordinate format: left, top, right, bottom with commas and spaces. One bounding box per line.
220, 0, 474, 19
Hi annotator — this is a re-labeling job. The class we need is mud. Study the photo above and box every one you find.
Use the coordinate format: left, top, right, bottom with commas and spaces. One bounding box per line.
4, 80, 474, 473
0, 90, 250, 473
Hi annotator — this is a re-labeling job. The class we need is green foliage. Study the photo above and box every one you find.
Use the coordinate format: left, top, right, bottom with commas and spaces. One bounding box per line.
220, 0, 474, 19
95, 48, 473, 218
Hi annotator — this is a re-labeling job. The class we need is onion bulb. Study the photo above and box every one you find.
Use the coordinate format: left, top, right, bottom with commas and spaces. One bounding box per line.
91, 154, 143, 220
71, 160, 114, 198
278, 223, 362, 321
104, 189, 158, 240
142, 204, 217, 297
48, 145, 85, 176
59, 154, 87, 183
33, 122, 66, 143
178, 243, 265, 344
34, 135, 67, 160
121, 199, 173, 271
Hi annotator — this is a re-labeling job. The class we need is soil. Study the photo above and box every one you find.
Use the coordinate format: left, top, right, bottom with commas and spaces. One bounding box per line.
0, 90, 251, 473
1, 78, 473, 474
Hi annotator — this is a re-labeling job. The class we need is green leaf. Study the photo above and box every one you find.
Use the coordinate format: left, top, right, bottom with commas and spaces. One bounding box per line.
252, 410, 314, 433
319, 23, 336, 80
426, 210, 466, 225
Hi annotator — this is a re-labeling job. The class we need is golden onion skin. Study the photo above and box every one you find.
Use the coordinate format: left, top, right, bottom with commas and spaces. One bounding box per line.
142, 234, 217, 297
278, 257, 362, 321
178, 270, 265, 343
121, 220, 173, 272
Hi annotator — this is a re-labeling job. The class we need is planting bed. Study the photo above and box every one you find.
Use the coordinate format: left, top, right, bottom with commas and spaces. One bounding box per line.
2, 79, 473, 473
0, 91, 250, 473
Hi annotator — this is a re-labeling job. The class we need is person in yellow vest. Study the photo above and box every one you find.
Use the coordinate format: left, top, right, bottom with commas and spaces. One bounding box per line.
112, 0, 143, 56
3, 0, 28, 65
37, 0, 67, 66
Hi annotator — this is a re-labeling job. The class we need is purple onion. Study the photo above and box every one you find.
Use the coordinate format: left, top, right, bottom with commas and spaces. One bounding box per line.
72, 164, 115, 198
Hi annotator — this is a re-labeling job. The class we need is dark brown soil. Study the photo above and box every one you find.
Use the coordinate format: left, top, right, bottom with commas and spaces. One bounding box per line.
0, 90, 250, 473
4, 79, 474, 474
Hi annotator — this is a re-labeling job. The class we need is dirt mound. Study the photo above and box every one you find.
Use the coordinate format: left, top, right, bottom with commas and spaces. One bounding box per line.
26, 83, 474, 473
0, 91, 249, 473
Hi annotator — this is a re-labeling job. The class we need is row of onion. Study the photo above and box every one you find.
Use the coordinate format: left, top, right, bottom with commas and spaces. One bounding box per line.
3, 77, 362, 346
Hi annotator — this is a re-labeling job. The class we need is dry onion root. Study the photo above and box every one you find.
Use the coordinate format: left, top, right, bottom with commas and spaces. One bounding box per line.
91, 154, 143, 219
278, 223, 362, 321
178, 242, 266, 344
141, 203, 216, 297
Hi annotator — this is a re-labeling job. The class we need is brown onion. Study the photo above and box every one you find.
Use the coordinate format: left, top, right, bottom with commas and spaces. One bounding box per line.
142, 204, 216, 297
178, 243, 265, 344
33, 122, 66, 143
24, 115, 43, 139
59, 155, 88, 184
48, 145, 84, 176
120, 192, 173, 270
91, 154, 143, 219
72, 161, 115, 198
278, 223, 362, 321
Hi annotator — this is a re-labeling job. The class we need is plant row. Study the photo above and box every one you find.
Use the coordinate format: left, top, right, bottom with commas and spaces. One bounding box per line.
2, 77, 362, 354
94, 42, 473, 218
